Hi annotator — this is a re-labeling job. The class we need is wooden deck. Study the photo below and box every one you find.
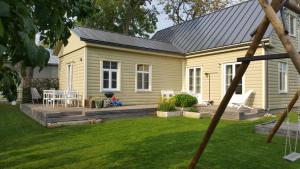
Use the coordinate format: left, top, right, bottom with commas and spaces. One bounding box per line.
197, 105, 266, 120
20, 104, 157, 128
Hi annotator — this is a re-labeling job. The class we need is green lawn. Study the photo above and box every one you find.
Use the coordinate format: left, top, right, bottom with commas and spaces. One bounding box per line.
0, 104, 299, 169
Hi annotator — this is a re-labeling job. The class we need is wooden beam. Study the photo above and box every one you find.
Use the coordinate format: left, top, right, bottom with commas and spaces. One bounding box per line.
187, 1, 284, 169
285, 0, 300, 15
259, 0, 300, 74
237, 53, 290, 62
267, 90, 300, 143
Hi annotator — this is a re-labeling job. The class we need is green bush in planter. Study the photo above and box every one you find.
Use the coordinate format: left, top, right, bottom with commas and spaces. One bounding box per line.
171, 94, 198, 108
187, 107, 198, 112
158, 99, 176, 112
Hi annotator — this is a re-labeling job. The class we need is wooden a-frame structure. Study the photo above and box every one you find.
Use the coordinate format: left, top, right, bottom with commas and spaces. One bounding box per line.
188, 0, 300, 168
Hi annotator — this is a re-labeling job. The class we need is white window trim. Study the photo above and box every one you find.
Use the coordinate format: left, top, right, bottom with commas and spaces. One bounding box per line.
278, 61, 288, 94
66, 63, 73, 91
135, 64, 152, 92
186, 66, 202, 95
287, 13, 297, 37
222, 62, 245, 96
100, 60, 121, 92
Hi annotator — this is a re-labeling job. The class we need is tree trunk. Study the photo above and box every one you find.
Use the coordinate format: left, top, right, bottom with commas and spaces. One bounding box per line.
22, 66, 34, 103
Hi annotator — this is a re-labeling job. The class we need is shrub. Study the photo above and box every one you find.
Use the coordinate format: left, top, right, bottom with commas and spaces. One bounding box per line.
187, 107, 198, 112
172, 94, 198, 108
158, 99, 176, 112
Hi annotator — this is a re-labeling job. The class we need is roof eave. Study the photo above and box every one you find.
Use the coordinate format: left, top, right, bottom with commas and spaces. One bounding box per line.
80, 38, 184, 56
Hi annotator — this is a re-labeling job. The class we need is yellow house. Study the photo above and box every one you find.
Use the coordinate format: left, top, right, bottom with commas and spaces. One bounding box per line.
58, 0, 300, 112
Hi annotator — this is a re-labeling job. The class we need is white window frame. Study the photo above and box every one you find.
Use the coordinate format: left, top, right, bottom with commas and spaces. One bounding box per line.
222, 62, 245, 95
135, 64, 152, 92
100, 60, 121, 92
66, 63, 73, 91
278, 62, 288, 94
287, 13, 297, 37
186, 66, 202, 94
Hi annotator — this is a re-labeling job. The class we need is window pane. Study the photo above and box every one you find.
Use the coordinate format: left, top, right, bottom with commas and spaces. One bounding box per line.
111, 80, 117, 88
112, 72, 117, 80
235, 64, 243, 94
225, 65, 232, 91
290, 15, 295, 35
111, 62, 118, 69
144, 65, 149, 72
103, 80, 109, 88
103, 61, 110, 69
144, 73, 149, 89
137, 64, 143, 71
137, 73, 143, 89
103, 71, 109, 80
236, 84, 243, 94
196, 68, 201, 93
189, 69, 194, 91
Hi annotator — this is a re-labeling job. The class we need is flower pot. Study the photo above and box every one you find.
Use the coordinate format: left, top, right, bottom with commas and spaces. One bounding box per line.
157, 111, 182, 117
183, 111, 210, 119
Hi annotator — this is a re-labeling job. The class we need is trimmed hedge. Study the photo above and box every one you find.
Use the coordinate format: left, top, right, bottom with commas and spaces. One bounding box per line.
171, 94, 198, 108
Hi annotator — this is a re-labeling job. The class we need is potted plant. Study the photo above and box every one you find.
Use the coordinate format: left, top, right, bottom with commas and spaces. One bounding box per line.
183, 107, 210, 119
95, 99, 103, 109
157, 99, 181, 117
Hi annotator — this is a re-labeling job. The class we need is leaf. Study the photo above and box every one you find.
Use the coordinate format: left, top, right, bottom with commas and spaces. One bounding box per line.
0, 44, 6, 54
0, 1, 10, 17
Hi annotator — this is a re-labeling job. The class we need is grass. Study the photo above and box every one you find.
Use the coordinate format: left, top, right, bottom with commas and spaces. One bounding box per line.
0, 104, 300, 169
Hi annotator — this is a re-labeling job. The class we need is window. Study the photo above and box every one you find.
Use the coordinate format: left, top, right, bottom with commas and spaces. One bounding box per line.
136, 64, 151, 91
67, 64, 73, 91
101, 61, 120, 91
188, 67, 201, 94
279, 62, 288, 93
288, 13, 296, 37
224, 63, 243, 95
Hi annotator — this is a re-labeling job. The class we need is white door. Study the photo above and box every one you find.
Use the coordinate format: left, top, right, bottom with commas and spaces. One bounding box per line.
187, 67, 202, 103
67, 64, 73, 91
224, 63, 244, 103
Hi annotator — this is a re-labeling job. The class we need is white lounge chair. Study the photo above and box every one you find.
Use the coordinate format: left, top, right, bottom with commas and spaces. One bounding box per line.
230, 90, 254, 109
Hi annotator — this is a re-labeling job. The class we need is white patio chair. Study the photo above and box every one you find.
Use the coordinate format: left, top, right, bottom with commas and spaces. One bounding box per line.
161, 90, 175, 100
64, 90, 80, 107
31, 88, 41, 104
230, 90, 254, 109
43, 90, 54, 106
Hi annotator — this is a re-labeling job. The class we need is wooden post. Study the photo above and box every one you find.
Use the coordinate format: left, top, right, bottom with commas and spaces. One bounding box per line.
187, 1, 284, 169
285, 0, 300, 15
259, 0, 300, 74
267, 90, 300, 143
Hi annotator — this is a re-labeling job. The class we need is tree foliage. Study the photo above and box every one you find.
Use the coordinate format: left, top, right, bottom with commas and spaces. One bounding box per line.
0, 0, 91, 101
159, 0, 244, 24
80, 0, 158, 38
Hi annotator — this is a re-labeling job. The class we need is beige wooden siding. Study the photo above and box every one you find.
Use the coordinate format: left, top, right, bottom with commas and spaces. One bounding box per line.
58, 48, 85, 96
59, 32, 86, 56
185, 48, 265, 108
86, 47, 183, 105
266, 33, 300, 110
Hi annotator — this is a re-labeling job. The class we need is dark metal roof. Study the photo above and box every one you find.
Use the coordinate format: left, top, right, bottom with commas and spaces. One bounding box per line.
151, 0, 273, 53
72, 27, 184, 55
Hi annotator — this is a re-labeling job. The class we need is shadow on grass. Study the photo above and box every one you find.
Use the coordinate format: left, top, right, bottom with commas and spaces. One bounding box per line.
100, 122, 300, 169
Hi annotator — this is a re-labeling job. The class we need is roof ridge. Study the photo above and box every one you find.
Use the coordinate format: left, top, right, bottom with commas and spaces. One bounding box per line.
152, 0, 253, 37
74, 25, 177, 45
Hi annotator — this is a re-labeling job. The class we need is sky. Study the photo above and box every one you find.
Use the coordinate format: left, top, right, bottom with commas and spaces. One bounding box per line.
150, 0, 173, 37
150, 0, 243, 37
